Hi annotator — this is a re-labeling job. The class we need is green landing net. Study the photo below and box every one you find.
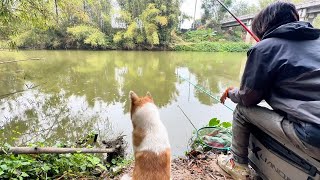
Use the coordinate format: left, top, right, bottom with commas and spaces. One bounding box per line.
196, 126, 232, 151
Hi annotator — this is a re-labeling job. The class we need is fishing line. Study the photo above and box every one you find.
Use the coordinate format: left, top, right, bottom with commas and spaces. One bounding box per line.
177, 105, 198, 130
177, 74, 234, 112
178, 104, 231, 151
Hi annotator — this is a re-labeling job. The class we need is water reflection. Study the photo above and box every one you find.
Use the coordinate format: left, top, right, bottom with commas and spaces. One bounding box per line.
0, 50, 246, 156
0, 89, 112, 146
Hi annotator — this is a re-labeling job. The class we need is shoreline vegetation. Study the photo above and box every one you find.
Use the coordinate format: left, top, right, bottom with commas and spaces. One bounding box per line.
0, 0, 253, 53
0, 143, 232, 179
1, 1, 319, 53
0, 41, 251, 52
0, 29, 251, 52
0, 117, 233, 179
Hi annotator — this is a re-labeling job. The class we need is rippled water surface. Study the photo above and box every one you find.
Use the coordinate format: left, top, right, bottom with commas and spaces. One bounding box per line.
0, 50, 247, 156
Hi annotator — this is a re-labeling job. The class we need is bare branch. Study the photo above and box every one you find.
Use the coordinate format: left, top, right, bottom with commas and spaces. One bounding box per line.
0, 82, 46, 100
0, 58, 43, 65
0, 146, 120, 154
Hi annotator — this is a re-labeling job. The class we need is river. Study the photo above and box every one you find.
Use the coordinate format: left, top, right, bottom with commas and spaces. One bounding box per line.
0, 50, 247, 157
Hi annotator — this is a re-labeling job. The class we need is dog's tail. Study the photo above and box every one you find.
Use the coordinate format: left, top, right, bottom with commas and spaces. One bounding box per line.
120, 174, 132, 180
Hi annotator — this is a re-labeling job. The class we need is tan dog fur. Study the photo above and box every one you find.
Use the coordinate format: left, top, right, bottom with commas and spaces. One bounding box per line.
122, 91, 171, 180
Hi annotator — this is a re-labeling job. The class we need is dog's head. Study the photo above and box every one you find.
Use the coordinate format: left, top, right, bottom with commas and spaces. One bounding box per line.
129, 91, 154, 120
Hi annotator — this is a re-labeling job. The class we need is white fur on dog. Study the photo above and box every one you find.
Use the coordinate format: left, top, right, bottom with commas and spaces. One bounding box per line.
131, 102, 170, 154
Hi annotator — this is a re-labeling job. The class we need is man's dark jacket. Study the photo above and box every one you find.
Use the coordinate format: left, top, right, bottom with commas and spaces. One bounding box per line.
228, 21, 320, 147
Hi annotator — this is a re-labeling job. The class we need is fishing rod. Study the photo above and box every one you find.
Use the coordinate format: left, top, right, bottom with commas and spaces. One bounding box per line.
177, 74, 234, 112
215, 0, 260, 42
177, 1, 258, 113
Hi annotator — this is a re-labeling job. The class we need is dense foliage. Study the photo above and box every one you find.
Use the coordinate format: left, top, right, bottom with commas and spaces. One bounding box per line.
1, 0, 318, 51
174, 42, 250, 52
0, 131, 131, 179
114, 0, 180, 49
180, 29, 243, 43
67, 25, 108, 49
0, 0, 253, 51
174, 28, 249, 52
0, 0, 181, 50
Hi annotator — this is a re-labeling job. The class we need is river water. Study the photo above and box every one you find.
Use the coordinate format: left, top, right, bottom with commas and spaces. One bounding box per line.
0, 50, 247, 156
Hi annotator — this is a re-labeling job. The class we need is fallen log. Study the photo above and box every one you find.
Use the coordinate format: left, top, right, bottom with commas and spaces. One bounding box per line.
0, 146, 120, 155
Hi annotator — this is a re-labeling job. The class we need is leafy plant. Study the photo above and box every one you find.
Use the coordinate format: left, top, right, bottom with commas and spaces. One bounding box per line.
182, 29, 221, 43
0, 142, 107, 179
106, 157, 133, 177
9, 29, 52, 49
208, 118, 232, 128
67, 25, 108, 49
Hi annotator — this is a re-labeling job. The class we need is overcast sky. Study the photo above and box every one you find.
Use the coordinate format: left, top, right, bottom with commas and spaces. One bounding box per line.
181, 0, 258, 28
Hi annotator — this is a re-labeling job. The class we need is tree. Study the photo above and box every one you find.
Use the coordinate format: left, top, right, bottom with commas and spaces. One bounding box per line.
229, 0, 258, 16
313, 16, 320, 28
0, 0, 52, 33
290, 0, 309, 4
201, 0, 233, 24
257, 0, 275, 9
256, 0, 308, 9
117, 0, 146, 18
113, 1, 181, 48
67, 25, 108, 49
1, 0, 182, 49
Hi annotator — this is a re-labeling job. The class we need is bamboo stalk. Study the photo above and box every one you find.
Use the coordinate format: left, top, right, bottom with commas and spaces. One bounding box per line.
0, 146, 119, 155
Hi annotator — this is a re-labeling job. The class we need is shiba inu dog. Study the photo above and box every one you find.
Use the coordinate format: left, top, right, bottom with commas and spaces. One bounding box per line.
121, 91, 171, 180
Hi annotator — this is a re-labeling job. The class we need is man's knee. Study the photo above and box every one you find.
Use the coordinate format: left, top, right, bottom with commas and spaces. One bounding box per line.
233, 104, 249, 125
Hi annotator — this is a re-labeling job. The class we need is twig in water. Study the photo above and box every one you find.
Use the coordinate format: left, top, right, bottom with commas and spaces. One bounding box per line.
0, 82, 45, 100
0, 58, 43, 65
177, 105, 197, 130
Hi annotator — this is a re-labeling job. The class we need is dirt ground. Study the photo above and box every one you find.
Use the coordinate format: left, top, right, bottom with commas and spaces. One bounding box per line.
171, 152, 233, 180
114, 151, 233, 180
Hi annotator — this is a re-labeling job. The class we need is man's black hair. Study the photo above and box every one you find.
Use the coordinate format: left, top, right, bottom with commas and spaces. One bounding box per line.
252, 1, 299, 39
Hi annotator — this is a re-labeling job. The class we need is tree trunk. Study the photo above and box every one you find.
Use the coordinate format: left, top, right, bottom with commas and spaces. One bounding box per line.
55, 0, 59, 23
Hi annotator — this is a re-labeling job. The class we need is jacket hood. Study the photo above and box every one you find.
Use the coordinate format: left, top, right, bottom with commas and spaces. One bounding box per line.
262, 21, 320, 40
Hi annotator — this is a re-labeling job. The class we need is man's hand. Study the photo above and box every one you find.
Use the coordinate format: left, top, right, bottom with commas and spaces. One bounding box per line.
220, 87, 234, 104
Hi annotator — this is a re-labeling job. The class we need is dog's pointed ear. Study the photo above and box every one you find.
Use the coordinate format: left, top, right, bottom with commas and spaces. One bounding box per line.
129, 91, 139, 101
146, 91, 152, 99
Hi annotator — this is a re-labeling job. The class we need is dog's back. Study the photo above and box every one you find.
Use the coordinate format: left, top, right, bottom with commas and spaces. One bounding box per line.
126, 91, 171, 180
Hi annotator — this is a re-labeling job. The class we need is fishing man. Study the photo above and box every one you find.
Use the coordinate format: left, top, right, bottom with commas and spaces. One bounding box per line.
218, 2, 320, 179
